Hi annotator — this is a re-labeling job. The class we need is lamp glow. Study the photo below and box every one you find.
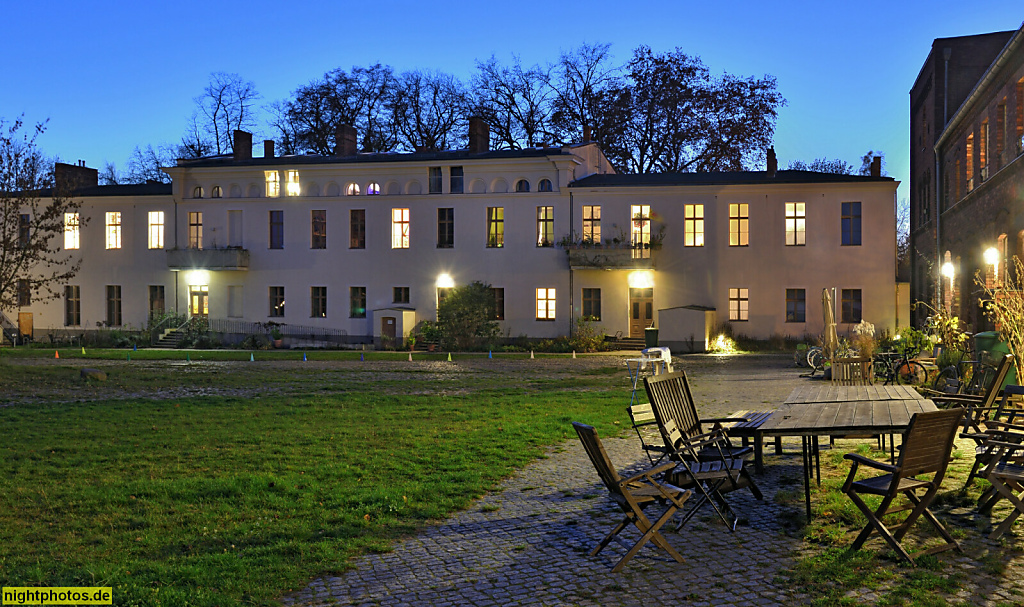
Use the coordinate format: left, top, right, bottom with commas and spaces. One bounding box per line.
436, 273, 455, 288
984, 247, 1000, 266
627, 270, 655, 289
187, 270, 210, 285
941, 262, 955, 279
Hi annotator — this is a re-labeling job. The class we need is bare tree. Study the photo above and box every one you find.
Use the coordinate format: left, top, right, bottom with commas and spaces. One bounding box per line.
471, 55, 553, 149
184, 72, 260, 157
548, 42, 621, 145
0, 117, 86, 313
787, 157, 854, 174
389, 70, 469, 152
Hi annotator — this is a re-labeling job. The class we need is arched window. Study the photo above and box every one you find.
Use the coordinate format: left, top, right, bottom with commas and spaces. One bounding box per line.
192, 186, 204, 198
538, 178, 552, 192
211, 185, 222, 198
367, 182, 380, 195
347, 183, 361, 196
515, 179, 530, 192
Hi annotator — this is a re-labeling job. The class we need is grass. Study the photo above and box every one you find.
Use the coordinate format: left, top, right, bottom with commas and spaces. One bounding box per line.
0, 357, 629, 606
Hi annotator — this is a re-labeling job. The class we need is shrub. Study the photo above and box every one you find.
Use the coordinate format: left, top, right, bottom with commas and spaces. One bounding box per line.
437, 281, 500, 351
569, 316, 606, 352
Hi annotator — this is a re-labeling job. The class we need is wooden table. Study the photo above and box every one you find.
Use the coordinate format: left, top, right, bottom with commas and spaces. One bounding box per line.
761, 386, 937, 519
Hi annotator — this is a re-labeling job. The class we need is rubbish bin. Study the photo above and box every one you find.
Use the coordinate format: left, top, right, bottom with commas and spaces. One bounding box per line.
974, 331, 1017, 389
644, 327, 659, 349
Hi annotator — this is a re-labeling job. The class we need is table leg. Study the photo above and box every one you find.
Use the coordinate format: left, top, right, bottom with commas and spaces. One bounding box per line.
814, 435, 821, 485
802, 436, 812, 520
754, 431, 764, 473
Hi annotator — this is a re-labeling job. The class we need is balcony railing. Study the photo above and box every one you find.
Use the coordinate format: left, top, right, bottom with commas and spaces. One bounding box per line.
566, 245, 660, 270
166, 247, 250, 270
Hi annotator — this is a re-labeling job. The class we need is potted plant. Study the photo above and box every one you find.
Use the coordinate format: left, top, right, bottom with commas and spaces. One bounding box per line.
406, 335, 417, 351
420, 321, 442, 352
265, 322, 284, 348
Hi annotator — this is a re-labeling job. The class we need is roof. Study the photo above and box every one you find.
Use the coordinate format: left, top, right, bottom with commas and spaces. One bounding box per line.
569, 170, 895, 188
176, 146, 572, 169
34, 182, 173, 198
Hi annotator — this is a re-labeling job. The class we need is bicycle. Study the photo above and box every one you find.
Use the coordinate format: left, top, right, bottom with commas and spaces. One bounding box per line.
873, 351, 928, 386
931, 345, 999, 396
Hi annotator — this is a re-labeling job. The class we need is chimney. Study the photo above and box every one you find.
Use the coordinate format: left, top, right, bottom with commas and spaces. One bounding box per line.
334, 124, 358, 157
468, 116, 489, 154
234, 130, 253, 160
870, 156, 881, 177
766, 147, 777, 178
264, 140, 275, 158
54, 162, 98, 191
582, 124, 592, 143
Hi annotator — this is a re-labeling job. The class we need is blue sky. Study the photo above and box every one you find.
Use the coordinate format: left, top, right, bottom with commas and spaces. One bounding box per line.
3, 1, 1022, 202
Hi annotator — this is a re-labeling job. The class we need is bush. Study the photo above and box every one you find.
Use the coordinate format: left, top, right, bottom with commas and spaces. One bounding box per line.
241, 334, 271, 350
569, 316, 606, 352
437, 281, 500, 350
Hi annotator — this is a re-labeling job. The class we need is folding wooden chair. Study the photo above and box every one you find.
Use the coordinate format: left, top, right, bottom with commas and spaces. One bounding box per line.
841, 407, 964, 564
627, 403, 670, 466
959, 384, 1024, 490
572, 422, 692, 573
978, 430, 1024, 538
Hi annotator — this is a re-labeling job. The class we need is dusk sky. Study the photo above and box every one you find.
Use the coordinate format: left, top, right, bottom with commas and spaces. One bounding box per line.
3, 1, 1022, 203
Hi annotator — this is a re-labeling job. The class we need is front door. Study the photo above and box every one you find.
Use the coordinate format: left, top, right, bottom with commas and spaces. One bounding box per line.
18, 312, 32, 340
189, 285, 209, 318
629, 288, 653, 339
381, 317, 396, 341
149, 285, 165, 319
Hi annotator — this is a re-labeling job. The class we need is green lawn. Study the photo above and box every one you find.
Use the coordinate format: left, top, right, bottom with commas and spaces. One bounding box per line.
0, 359, 628, 606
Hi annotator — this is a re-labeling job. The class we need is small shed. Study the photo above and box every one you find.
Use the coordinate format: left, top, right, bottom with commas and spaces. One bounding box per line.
372, 307, 417, 348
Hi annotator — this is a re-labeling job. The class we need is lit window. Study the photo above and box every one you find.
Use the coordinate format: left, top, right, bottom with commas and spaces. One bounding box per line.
450, 167, 464, 194
841, 289, 862, 323
537, 206, 554, 247
212, 185, 222, 198
785, 203, 805, 246
631, 204, 651, 258
347, 183, 360, 196
583, 206, 601, 244
367, 182, 380, 195
311, 286, 327, 318
841, 202, 861, 246
536, 288, 556, 320
148, 211, 164, 249
106, 285, 122, 326
269, 286, 285, 317
105, 212, 122, 250
265, 171, 280, 197
64, 213, 80, 250
492, 287, 505, 320
487, 207, 504, 248
350, 210, 365, 249
728, 288, 748, 321
350, 286, 366, 318
193, 186, 204, 198
311, 210, 326, 249
392, 208, 410, 249
582, 288, 601, 320
269, 211, 284, 249
684, 204, 704, 247
729, 204, 748, 246
786, 289, 805, 322
188, 285, 209, 317
393, 286, 410, 304
428, 167, 442, 193
437, 208, 454, 248
966, 134, 974, 191
286, 170, 300, 196
65, 285, 81, 326
188, 212, 202, 249
538, 178, 552, 192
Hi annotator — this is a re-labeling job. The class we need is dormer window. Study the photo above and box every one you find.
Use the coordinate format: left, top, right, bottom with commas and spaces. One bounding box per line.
367, 182, 380, 195
265, 171, 280, 197
538, 178, 552, 192
193, 186, 204, 198
286, 170, 300, 196
347, 183, 361, 196
515, 179, 530, 192
211, 185, 222, 198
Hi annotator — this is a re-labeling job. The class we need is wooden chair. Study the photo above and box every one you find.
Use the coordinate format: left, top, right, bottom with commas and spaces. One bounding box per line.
831, 356, 874, 385
572, 422, 693, 572
977, 426, 1024, 538
841, 407, 964, 564
927, 354, 1014, 411
959, 384, 1024, 490
627, 403, 670, 466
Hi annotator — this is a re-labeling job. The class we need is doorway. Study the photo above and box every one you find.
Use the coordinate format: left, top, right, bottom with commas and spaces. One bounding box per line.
628, 288, 653, 338
189, 285, 209, 318
18, 312, 33, 341
381, 316, 396, 342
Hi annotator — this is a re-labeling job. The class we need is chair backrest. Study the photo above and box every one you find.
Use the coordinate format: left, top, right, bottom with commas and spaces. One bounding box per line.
572, 422, 623, 495
831, 356, 874, 385
994, 384, 1024, 425
982, 355, 1016, 406
644, 371, 701, 446
896, 408, 965, 481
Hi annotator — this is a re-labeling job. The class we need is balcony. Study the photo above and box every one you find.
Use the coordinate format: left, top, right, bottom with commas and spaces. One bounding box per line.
566, 245, 660, 270
166, 247, 249, 271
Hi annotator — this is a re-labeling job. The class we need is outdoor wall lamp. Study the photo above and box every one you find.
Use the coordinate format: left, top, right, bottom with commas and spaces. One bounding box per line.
941, 262, 955, 279
984, 247, 1000, 266
436, 273, 455, 288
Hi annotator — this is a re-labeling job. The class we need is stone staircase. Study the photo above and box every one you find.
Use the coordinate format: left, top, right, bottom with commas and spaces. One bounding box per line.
605, 337, 646, 351
152, 328, 185, 349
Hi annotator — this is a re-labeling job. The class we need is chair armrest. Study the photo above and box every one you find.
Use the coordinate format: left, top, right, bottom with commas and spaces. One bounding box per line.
984, 420, 1024, 432
619, 461, 678, 485
932, 394, 986, 404
843, 452, 897, 473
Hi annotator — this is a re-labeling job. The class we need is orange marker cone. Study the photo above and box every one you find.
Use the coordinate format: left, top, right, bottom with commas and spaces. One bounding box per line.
54, 350, 59, 359
572, 350, 577, 359
530, 350, 534, 359
408, 352, 413, 362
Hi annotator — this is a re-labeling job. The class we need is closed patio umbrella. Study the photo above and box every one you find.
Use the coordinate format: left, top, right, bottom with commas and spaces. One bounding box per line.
822, 288, 838, 360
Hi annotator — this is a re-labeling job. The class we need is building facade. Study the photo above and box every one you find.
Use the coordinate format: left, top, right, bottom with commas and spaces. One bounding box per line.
10, 124, 898, 350
910, 24, 1024, 328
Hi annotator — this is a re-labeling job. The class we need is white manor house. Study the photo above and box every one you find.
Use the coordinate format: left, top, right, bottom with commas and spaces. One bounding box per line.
8, 121, 899, 351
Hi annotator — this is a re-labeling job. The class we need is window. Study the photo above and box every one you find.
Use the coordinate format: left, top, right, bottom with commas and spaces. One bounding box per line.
980, 119, 989, 179
841, 202, 861, 246
450, 166, 464, 194
148, 211, 164, 249
538, 178, 552, 192
228, 286, 243, 318
516, 179, 530, 192
393, 286, 410, 304
149, 285, 165, 318
265, 171, 280, 197
841, 289, 862, 323
269, 286, 285, 317
311, 210, 327, 249
286, 170, 300, 196
437, 208, 454, 248
536, 288, 556, 320
966, 133, 974, 191
350, 210, 365, 249
193, 186, 204, 198
367, 182, 380, 195
1017, 78, 1024, 144
728, 288, 748, 321
105, 212, 122, 249
487, 207, 504, 248
428, 167, 442, 193
582, 288, 601, 320
17, 279, 30, 307
392, 208, 410, 248
729, 204, 748, 246
64, 285, 80, 326
347, 183, 360, 196
311, 286, 327, 318
106, 285, 122, 326
64, 213, 80, 250
536, 206, 554, 247
684, 204, 704, 247
18, 214, 29, 248
583, 205, 601, 244
631, 204, 651, 258
437, 287, 452, 308
188, 212, 202, 249
492, 287, 505, 320
997, 102, 1007, 168
349, 286, 366, 318
785, 289, 806, 322
212, 185, 222, 198
269, 211, 284, 249
785, 202, 805, 246
189, 285, 208, 317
